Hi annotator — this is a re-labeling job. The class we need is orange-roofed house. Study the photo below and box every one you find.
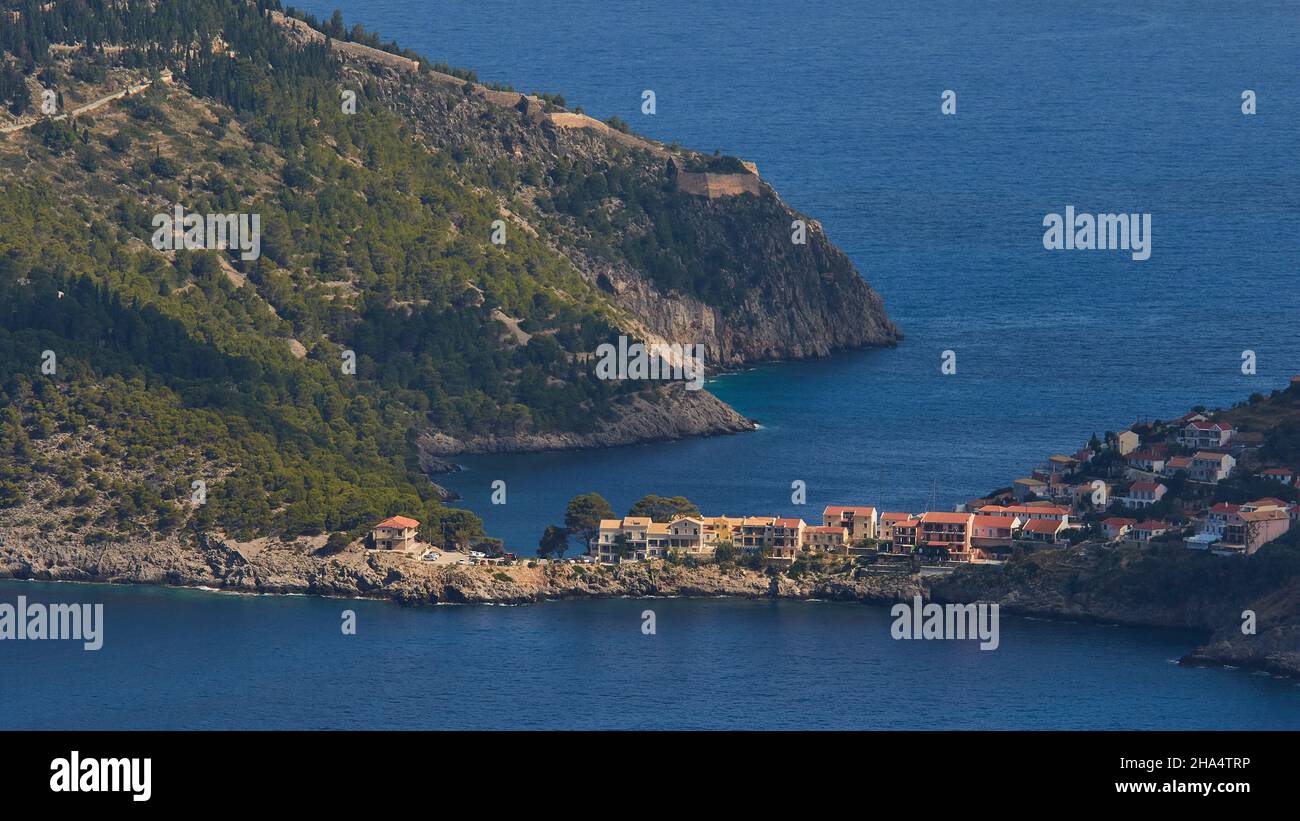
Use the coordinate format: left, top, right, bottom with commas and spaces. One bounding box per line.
891, 518, 921, 553
1260, 468, 1297, 487
918, 511, 975, 561
1189, 451, 1235, 484
1162, 456, 1193, 478
970, 514, 1020, 559
1020, 517, 1067, 544
770, 518, 807, 559
822, 505, 877, 543
978, 504, 1071, 524
877, 512, 913, 542
1222, 508, 1291, 556
372, 516, 420, 550
1121, 481, 1167, 510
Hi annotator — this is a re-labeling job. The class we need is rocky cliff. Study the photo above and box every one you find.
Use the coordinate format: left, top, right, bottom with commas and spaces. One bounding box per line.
0, 528, 920, 606
929, 545, 1300, 679
416, 382, 755, 457
339, 43, 901, 369
4, 525, 1296, 679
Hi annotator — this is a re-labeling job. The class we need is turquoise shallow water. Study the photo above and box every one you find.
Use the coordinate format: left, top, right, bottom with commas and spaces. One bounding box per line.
2, 579, 1297, 729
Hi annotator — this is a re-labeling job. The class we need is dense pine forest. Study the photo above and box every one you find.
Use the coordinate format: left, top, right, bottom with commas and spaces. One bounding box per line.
0, 0, 679, 546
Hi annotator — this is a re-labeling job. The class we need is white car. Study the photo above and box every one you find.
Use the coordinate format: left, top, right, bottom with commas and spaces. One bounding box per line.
421, 552, 440, 561
455, 559, 469, 565
469, 551, 487, 558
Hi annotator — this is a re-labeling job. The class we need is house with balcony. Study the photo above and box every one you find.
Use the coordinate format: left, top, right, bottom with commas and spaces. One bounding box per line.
731, 516, 806, 559
802, 525, 850, 554
891, 518, 921, 553
1220, 508, 1290, 556
1178, 420, 1234, 450
1199, 502, 1241, 537
970, 514, 1021, 559
822, 505, 877, 543
877, 512, 914, 542
977, 504, 1071, 524
771, 518, 807, 560
1120, 481, 1167, 509
1189, 451, 1235, 484
590, 516, 654, 562
918, 511, 974, 561
370, 516, 420, 551
1019, 517, 1067, 545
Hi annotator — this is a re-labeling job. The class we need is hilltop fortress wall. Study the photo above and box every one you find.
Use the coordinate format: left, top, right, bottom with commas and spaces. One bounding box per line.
270, 11, 763, 199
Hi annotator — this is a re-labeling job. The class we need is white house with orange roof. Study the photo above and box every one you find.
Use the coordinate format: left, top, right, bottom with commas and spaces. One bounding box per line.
1259, 467, 1296, 486
1179, 420, 1234, 450
1120, 481, 1167, 509
1200, 502, 1240, 537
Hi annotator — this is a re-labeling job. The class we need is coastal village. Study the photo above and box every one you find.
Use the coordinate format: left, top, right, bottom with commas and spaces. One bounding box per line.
581, 403, 1298, 565
366, 378, 1300, 568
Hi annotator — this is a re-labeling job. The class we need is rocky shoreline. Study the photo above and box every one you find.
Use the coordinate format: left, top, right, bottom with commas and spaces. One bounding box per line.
416, 382, 757, 458
2, 528, 1294, 681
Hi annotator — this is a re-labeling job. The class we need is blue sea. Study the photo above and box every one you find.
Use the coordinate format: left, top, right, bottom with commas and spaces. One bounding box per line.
304, 0, 1300, 550
5, 1, 1299, 729
2, 579, 1297, 729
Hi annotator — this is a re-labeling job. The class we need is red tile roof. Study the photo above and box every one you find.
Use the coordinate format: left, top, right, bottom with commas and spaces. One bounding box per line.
823, 505, 876, 517
1133, 520, 1172, 531
1023, 518, 1064, 534
376, 515, 420, 529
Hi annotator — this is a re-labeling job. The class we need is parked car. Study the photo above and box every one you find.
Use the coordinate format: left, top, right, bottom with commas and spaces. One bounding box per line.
421, 552, 440, 561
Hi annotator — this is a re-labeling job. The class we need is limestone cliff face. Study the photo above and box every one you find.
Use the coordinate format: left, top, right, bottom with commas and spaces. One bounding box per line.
579, 205, 900, 366
358, 59, 900, 370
